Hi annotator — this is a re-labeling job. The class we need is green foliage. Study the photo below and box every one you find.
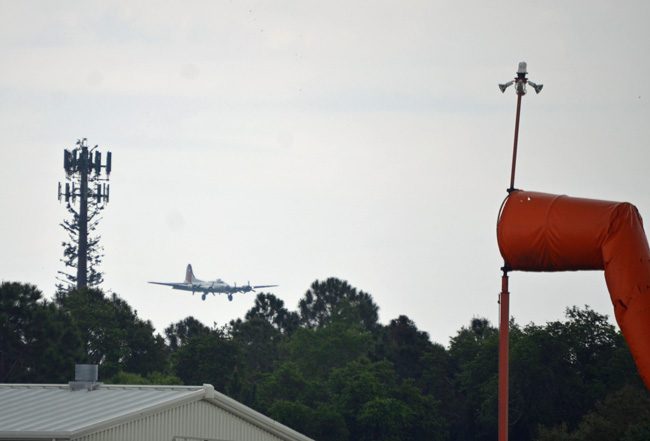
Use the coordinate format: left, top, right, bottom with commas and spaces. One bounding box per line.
311, 404, 350, 441
286, 321, 374, 379
509, 307, 639, 440
106, 371, 182, 385
57, 170, 106, 291
267, 400, 318, 435
0, 282, 82, 383
164, 316, 212, 352
299, 278, 379, 331
378, 315, 440, 382
106, 371, 151, 385
536, 386, 650, 441
173, 328, 240, 392
266, 400, 350, 440
145, 371, 183, 385
55, 288, 168, 378
359, 397, 413, 441
396, 379, 449, 441
245, 293, 300, 335
4, 277, 648, 441
448, 317, 499, 441
230, 317, 281, 374
256, 361, 321, 408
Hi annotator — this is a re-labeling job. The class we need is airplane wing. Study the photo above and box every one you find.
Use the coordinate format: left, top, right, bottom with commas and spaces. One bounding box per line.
229, 284, 279, 293
148, 281, 192, 288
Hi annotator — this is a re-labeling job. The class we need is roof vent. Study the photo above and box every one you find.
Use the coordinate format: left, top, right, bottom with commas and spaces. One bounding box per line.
69, 364, 102, 391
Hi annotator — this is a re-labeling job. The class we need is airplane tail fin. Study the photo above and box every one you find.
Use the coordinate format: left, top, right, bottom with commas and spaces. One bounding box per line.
185, 264, 196, 283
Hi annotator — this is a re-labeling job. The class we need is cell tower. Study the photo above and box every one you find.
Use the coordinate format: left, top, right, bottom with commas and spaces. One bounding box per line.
58, 138, 112, 289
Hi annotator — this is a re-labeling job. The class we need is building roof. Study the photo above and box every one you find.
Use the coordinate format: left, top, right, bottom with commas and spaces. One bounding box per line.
0, 383, 313, 441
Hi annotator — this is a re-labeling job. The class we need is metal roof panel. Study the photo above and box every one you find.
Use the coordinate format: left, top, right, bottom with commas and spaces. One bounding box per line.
0, 384, 203, 434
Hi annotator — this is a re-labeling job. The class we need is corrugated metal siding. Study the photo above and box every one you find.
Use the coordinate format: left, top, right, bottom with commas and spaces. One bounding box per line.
75, 400, 285, 441
0, 385, 202, 432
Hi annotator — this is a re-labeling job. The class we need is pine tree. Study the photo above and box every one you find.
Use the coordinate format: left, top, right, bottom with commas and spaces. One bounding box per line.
57, 139, 111, 292
57, 176, 105, 290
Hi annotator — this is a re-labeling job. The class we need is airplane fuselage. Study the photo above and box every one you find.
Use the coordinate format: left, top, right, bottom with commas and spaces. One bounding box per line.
171, 280, 252, 294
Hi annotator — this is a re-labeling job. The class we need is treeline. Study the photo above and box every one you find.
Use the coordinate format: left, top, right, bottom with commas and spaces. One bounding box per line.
1, 280, 649, 441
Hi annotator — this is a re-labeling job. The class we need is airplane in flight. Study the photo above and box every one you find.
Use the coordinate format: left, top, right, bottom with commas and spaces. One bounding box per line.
148, 264, 278, 301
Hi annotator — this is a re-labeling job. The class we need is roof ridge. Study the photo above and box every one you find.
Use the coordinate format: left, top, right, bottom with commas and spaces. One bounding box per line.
0, 383, 203, 390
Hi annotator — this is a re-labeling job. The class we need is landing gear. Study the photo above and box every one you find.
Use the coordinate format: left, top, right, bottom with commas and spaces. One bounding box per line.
228, 294, 233, 302
201, 293, 206, 301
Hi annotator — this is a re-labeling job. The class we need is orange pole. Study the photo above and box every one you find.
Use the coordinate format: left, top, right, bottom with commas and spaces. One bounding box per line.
502, 82, 522, 440
498, 271, 510, 441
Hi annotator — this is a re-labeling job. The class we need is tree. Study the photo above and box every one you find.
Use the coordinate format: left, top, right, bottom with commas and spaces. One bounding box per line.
358, 397, 413, 441
285, 320, 374, 379
509, 306, 639, 440
536, 386, 650, 441
106, 370, 181, 385
448, 317, 499, 441
164, 316, 212, 352
395, 379, 450, 441
230, 317, 281, 375
310, 404, 350, 441
57, 170, 106, 290
0, 282, 82, 383
256, 361, 315, 408
267, 400, 318, 437
376, 315, 437, 381
245, 293, 300, 335
561, 306, 639, 398
327, 358, 397, 439
508, 322, 584, 440
55, 288, 167, 378
173, 328, 240, 392
299, 278, 379, 332
326, 357, 450, 441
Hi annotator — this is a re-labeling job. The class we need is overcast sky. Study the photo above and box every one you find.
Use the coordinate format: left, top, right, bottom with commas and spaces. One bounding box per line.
1, 1, 649, 345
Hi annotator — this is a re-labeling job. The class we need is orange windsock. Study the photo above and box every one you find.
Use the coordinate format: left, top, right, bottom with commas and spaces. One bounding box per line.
497, 190, 650, 389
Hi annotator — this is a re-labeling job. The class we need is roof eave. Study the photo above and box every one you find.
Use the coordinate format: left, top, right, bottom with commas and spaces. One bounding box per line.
0, 430, 71, 440
204, 391, 315, 441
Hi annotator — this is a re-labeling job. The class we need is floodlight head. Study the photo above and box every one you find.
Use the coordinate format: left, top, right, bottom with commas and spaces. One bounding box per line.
528, 81, 543, 94
499, 81, 514, 93
517, 61, 527, 75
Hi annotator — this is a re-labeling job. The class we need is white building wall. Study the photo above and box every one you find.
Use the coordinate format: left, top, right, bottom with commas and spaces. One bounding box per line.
74, 400, 285, 441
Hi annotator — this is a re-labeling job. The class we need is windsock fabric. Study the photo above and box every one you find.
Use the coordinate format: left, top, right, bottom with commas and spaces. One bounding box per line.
497, 190, 650, 389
